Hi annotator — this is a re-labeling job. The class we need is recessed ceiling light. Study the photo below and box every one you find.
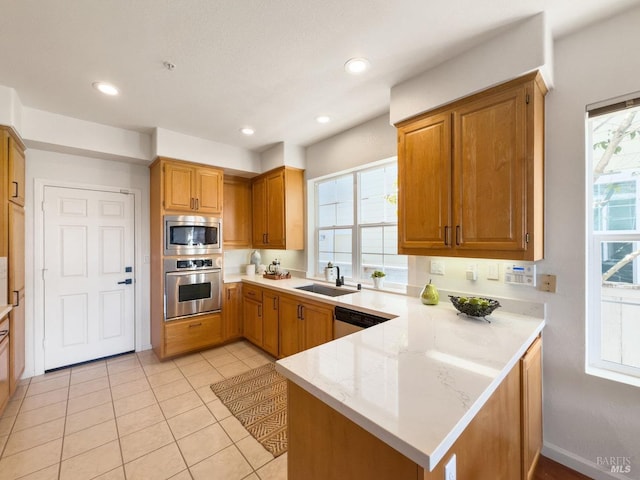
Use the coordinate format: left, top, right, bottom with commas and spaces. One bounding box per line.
240, 127, 255, 136
92, 82, 119, 96
316, 115, 331, 124
344, 58, 370, 75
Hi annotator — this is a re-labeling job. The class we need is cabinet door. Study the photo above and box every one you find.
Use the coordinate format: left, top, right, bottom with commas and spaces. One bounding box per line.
0, 331, 9, 415
521, 336, 542, 480
265, 170, 286, 248
164, 163, 195, 212
453, 85, 526, 255
8, 137, 25, 207
252, 177, 268, 247
223, 283, 242, 339
223, 178, 252, 248
196, 167, 223, 214
300, 301, 333, 351
243, 297, 263, 347
278, 295, 301, 357
263, 291, 279, 357
398, 112, 452, 253
9, 290, 25, 394
8, 203, 24, 294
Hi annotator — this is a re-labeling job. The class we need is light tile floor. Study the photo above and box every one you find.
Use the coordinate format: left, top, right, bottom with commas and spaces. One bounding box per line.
0, 340, 287, 480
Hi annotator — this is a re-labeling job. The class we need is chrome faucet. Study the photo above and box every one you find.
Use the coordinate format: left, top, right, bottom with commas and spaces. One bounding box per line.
335, 266, 344, 287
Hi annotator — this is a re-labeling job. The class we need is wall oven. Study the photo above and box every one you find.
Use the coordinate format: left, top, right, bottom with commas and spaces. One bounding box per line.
164, 257, 222, 321
164, 215, 222, 256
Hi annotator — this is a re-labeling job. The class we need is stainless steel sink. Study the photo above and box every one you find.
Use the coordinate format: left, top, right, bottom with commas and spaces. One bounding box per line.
294, 283, 359, 297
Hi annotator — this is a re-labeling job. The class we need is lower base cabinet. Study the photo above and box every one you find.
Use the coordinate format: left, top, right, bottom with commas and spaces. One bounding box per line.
278, 294, 333, 358
288, 338, 542, 480
521, 336, 543, 480
164, 313, 223, 357
0, 316, 10, 415
223, 283, 243, 340
262, 290, 279, 357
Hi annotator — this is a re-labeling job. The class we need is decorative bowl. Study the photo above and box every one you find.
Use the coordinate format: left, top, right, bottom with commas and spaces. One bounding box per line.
448, 295, 500, 321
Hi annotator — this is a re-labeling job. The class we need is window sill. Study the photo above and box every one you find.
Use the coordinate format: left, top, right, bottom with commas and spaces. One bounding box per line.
586, 364, 640, 388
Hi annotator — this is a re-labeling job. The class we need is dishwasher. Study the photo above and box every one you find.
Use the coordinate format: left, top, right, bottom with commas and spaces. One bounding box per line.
333, 306, 392, 338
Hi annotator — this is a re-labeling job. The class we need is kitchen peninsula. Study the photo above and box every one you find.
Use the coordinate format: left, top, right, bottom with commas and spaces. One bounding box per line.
233, 276, 544, 480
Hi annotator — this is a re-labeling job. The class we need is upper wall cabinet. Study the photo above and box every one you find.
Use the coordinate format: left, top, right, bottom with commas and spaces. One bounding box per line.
252, 166, 304, 250
162, 158, 223, 215
223, 176, 252, 249
397, 71, 547, 261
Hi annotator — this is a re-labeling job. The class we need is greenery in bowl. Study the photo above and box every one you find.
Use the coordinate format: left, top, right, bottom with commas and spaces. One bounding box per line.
371, 270, 386, 278
448, 295, 500, 321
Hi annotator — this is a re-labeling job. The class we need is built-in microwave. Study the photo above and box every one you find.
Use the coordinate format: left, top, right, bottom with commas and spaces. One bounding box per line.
164, 215, 222, 256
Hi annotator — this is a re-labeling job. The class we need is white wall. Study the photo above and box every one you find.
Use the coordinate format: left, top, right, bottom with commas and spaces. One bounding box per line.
154, 127, 260, 174
539, 8, 640, 479
0, 86, 23, 134
390, 12, 553, 124
305, 113, 396, 180
24, 149, 151, 377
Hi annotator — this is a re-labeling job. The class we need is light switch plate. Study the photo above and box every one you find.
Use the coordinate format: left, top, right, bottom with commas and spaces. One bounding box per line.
430, 260, 445, 276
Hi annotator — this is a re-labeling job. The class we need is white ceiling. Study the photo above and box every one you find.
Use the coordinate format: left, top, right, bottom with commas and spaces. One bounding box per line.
1, 0, 639, 152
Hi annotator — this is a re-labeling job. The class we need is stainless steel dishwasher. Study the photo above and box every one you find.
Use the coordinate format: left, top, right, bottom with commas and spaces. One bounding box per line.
333, 306, 392, 339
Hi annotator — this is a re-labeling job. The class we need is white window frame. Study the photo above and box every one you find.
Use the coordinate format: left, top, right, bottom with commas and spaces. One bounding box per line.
586, 96, 640, 388
309, 158, 407, 290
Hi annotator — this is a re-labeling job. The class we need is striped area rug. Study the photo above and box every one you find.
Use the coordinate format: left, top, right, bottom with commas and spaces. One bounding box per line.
210, 363, 288, 457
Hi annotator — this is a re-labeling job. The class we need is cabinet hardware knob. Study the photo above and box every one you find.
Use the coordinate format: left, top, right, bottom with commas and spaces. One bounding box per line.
188, 322, 202, 328
195, 198, 199, 210
12, 290, 19, 307
12, 181, 18, 198
258, 305, 262, 317
456, 225, 461, 246
444, 226, 450, 246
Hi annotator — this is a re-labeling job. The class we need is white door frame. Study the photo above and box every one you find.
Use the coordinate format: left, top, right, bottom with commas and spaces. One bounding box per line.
33, 178, 145, 375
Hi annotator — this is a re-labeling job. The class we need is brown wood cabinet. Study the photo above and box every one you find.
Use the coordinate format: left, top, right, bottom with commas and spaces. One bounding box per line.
162, 158, 223, 214
223, 176, 252, 248
397, 71, 546, 261
242, 284, 263, 348
1, 127, 26, 395
0, 316, 9, 415
289, 344, 538, 480
164, 313, 223, 357
278, 294, 333, 358
521, 335, 543, 480
252, 167, 304, 250
223, 283, 243, 340
262, 290, 279, 357
149, 156, 226, 359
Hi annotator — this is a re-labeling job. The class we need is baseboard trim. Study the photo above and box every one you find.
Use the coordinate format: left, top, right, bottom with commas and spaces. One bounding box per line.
542, 442, 633, 480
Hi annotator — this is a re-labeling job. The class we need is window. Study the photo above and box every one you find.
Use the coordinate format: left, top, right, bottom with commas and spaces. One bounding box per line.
587, 98, 640, 386
315, 161, 407, 287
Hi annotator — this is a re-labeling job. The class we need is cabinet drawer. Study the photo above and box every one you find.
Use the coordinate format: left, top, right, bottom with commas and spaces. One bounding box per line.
243, 284, 263, 302
164, 314, 222, 357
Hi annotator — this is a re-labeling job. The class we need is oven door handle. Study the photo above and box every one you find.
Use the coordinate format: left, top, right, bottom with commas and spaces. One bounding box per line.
165, 268, 222, 277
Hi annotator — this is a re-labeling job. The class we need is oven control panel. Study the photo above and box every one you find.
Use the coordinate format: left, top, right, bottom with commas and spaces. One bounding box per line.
163, 257, 221, 273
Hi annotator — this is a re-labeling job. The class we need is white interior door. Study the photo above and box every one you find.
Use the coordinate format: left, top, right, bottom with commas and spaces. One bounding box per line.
43, 186, 135, 370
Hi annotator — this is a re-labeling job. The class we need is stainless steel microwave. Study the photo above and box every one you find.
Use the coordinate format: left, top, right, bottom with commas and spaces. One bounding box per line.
164, 215, 222, 256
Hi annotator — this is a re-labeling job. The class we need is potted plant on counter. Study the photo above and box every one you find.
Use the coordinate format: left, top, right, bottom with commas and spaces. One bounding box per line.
371, 270, 386, 289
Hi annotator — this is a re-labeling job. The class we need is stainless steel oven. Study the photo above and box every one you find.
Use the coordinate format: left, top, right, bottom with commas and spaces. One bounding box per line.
164, 257, 222, 321
164, 215, 222, 256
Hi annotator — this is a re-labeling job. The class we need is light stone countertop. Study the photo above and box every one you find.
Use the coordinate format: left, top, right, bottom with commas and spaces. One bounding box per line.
0, 305, 12, 320
228, 274, 545, 471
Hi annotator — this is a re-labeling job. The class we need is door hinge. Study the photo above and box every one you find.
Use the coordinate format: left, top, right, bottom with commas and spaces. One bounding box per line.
119, 189, 130, 195
526, 93, 530, 105
42, 268, 47, 280
41, 201, 45, 212
525, 233, 530, 243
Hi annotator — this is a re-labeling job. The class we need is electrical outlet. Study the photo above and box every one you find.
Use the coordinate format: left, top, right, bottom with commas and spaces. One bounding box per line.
540, 274, 557, 293
445, 454, 456, 480
430, 260, 445, 275
466, 264, 477, 281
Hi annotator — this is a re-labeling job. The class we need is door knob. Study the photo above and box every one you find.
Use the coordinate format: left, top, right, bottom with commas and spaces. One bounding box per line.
118, 279, 133, 285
